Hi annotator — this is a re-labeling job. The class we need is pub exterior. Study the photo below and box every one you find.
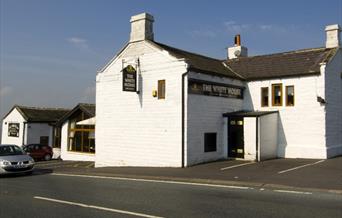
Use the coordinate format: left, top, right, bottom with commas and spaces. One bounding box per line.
95, 13, 341, 167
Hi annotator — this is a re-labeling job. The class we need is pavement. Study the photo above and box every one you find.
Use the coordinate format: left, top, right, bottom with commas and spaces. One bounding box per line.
33, 156, 342, 194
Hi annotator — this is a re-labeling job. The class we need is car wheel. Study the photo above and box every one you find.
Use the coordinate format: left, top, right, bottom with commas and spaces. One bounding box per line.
44, 154, 52, 161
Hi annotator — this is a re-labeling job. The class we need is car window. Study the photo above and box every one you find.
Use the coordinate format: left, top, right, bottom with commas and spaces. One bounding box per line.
34, 145, 39, 150
0, 145, 24, 156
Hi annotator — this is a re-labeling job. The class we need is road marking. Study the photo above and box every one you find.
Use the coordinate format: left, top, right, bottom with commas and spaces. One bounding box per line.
51, 173, 253, 190
34, 196, 164, 218
220, 162, 256, 171
85, 162, 95, 168
274, 190, 312, 195
278, 160, 325, 174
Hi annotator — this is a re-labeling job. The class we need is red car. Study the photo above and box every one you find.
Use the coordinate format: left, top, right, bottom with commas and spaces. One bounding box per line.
23, 144, 53, 161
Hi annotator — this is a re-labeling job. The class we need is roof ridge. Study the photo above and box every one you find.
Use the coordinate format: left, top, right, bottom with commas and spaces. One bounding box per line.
15, 105, 70, 111
228, 47, 331, 61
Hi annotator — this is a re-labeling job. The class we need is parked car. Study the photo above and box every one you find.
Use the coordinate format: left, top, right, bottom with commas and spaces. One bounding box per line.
0, 144, 35, 175
23, 144, 53, 161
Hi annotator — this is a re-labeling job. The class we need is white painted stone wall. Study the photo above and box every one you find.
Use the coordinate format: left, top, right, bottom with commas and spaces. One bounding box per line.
1, 108, 26, 146
243, 117, 257, 161
26, 123, 53, 146
259, 113, 278, 160
325, 49, 342, 157
60, 121, 95, 161
96, 41, 188, 167
244, 74, 327, 159
186, 72, 244, 165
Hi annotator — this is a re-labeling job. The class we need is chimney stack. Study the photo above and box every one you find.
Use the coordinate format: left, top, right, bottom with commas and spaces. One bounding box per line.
228, 34, 248, 59
130, 13, 154, 42
325, 24, 341, 48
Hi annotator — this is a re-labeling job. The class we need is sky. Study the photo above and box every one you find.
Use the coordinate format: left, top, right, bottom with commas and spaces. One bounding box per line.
0, 0, 342, 121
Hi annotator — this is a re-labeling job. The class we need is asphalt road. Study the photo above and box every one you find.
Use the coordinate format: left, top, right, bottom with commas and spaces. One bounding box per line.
1, 172, 341, 218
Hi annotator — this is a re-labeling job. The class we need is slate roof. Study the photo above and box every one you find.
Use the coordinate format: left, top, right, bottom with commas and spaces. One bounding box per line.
151, 41, 243, 79
225, 47, 338, 80
5, 105, 71, 123
56, 103, 95, 126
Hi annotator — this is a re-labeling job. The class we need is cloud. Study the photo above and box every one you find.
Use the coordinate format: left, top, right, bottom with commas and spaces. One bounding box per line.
223, 21, 250, 33
67, 37, 89, 49
0, 86, 13, 98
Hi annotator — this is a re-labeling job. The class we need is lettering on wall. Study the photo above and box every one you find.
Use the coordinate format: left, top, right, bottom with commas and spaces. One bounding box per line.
8, 123, 20, 137
122, 65, 137, 92
188, 79, 243, 99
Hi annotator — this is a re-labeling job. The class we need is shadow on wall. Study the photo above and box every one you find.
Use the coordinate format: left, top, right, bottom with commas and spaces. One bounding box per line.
277, 114, 287, 157
242, 85, 254, 111
138, 73, 143, 108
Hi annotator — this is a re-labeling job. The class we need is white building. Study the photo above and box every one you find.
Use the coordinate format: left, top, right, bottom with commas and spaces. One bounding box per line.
96, 13, 341, 167
1, 105, 70, 158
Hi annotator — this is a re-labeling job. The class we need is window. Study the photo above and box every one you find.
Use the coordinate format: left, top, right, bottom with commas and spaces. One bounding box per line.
158, 80, 165, 99
204, 133, 217, 152
68, 111, 95, 153
261, 87, 269, 107
286, 86, 295, 106
40, 136, 49, 146
53, 127, 61, 148
272, 84, 283, 106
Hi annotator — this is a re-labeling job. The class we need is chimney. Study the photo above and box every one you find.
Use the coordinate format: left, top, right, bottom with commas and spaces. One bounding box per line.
130, 13, 154, 42
325, 24, 341, 48
228, 34, 248, 59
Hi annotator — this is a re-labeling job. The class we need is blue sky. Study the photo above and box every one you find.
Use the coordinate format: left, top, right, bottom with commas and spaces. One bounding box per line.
0, 0, 342, 119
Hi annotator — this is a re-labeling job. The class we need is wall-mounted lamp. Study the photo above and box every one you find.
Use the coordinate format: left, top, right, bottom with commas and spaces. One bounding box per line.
152, 90, 157, 97
317, 96, 326, 104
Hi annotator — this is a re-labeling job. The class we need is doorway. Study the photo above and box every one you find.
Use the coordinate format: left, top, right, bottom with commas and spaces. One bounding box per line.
228, 117, 244, 158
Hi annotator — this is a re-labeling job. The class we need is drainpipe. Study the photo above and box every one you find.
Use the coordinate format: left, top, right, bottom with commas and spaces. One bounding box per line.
22, 122, 27, 146
181, 69, 189, 168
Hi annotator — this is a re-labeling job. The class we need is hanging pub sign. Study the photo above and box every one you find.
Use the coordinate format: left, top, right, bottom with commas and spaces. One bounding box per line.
8, 123, 20, 137
188, 79, 243, 99
122, 65, 137, 92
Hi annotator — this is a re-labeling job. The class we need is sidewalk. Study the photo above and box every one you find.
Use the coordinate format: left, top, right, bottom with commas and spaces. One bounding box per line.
37, 156, 342, 194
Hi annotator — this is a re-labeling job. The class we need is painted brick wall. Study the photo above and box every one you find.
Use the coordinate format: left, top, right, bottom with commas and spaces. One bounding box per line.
325, 49, 342, 157
26, 123, 53, 146
1, 108, 26, 146
243, 117, 257, 161
96, 41, 188, 167
186, 72, 244, 166
259, 113, 278, 160
245, 75, 327, 159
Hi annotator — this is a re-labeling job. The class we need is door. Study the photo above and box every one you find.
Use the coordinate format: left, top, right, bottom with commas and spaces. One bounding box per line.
228, 117, 244, 158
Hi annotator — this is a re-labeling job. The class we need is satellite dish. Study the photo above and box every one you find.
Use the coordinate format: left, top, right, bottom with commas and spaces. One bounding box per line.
234, 49, 241, 57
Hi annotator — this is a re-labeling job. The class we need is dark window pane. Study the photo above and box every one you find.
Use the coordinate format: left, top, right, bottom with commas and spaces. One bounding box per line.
204, 133, 217, 152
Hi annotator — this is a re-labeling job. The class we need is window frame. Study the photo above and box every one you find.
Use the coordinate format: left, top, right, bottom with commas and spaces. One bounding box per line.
272, 83, 283, 106
158, 80, 166, 99
261, 87, 269, 107
286, 85, 295, 106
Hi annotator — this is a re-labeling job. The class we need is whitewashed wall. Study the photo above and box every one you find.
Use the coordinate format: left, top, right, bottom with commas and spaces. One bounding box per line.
26, 123, 53, 146
1, 108, 26, 146
259, 113, 278, 160
186, 72, 244, 165
60, 121, 95, 161
245, 74, 327, 159
243, 117, 257, 161
325, 49, 342, 157
96, 41, 188, 167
